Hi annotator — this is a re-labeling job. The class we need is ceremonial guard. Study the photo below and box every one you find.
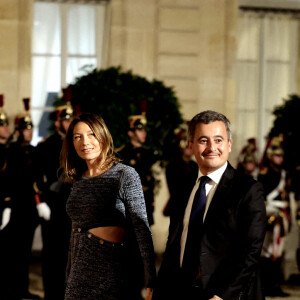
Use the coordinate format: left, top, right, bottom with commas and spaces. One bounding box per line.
117, 113, 157, 300
258, 135, 291, 297
236, 137, 259, 179
0, 94, 10, 149
291, 162, 300, 280
0, 95, 13, 299
117, 114, 157, 226
1, 98, 41, 299
0, 94, 11, 226
163, 124, 198, 232
35, 88, 73, 300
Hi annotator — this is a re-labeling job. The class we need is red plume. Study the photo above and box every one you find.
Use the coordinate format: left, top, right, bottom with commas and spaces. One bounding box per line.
62, 87, 72, 103
140, 99, 147, 115
74, 104, 81, 116
23, 98, 30, 112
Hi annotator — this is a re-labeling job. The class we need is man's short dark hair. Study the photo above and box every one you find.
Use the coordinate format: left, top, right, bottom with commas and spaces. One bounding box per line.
188, 110, 232, 141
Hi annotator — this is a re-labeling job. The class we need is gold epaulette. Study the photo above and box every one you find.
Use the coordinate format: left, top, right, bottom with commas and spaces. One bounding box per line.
33, 182, 41, 194
259, 167, 268, 175
4, 197, 11, 202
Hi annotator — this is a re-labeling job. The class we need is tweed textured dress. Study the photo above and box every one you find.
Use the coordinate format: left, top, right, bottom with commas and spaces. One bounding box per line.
65, 163, 156, 300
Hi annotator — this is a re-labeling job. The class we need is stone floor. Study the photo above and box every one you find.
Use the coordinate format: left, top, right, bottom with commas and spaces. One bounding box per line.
27, 252, 300, 300
265, 285, 300, 300
28, 255, 44, 299
26, 170, 300, 299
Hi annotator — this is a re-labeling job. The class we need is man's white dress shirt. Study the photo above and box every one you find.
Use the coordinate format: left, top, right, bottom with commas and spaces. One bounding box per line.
180, 162, 228, 266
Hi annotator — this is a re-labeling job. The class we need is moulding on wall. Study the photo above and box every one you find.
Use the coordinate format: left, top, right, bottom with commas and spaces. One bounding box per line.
35, 0, 109, 4
239, 0, 300, 10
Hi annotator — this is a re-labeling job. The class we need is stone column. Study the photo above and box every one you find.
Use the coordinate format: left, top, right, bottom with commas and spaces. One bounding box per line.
108, 0, 156, 79
0, 0, 33, 124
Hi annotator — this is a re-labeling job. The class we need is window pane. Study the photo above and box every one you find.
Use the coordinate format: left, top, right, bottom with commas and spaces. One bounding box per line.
32, 56, 61, 107
236, 111, 258, 141
33, 3, 60, 55
237, 13, 260, 60
66, 58, 97, 84
31, 56, 61, 144
236, 61, 259, 151
67, 5, 96, 55
264, 63, 289, 112
265, 15, 290, 61
237, 62, 259, 111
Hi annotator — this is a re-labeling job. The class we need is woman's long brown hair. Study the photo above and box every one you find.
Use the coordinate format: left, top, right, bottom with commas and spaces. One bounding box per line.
60, 113, 120, 182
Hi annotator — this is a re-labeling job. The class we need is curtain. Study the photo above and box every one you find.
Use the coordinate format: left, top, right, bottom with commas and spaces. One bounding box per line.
32, 3, 61, 144
66, 4, 97, 83
36, 0, 109, 3
31, 2, 101, 144
236, 10, 299, 159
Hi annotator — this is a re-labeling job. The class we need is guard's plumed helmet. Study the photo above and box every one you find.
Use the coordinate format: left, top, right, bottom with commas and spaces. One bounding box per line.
174, 122, 189, 149
15, 98, 33, 130
128, 115, 147, 131
54, 87, 73, 121
0, 94, 8, 126
266, 135, 284, 159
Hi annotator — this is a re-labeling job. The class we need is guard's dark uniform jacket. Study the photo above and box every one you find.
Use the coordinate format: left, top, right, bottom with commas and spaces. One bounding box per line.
0, 140, 39, 299
0, 142, 11, 299
36, 132, 72, 300
0, 143, 9, 215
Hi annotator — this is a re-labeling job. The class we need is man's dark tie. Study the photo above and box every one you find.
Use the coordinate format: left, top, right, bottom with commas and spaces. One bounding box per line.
182, 175, 210, 279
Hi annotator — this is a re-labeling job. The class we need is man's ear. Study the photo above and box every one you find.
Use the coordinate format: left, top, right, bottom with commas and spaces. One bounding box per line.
187, 140, 193, 150
228, 139, 232, 153
127, 130, 134, 138
54, 120, 60, 129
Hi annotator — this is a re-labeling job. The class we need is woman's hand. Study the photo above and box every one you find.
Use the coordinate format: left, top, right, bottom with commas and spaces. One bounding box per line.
144, 288, 153, 300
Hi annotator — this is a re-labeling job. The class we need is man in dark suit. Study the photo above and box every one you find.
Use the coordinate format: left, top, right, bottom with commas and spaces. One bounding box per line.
154, 110, 267, 300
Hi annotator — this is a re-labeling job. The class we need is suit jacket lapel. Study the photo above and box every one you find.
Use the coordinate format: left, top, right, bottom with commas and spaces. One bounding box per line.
169, 221, 183, 246
204, 163, 235, 226
168, 163, 235, 249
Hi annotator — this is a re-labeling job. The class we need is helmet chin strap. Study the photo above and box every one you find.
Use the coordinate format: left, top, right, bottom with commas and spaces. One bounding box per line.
129, 131, 143, 148
58, 121, 67, 136
0, 135, 7, 143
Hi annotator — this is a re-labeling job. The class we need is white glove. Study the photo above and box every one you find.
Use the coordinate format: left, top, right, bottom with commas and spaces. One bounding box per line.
266, 203, 280, 216
37, 202, 51, 221
0, 208, 11, 230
